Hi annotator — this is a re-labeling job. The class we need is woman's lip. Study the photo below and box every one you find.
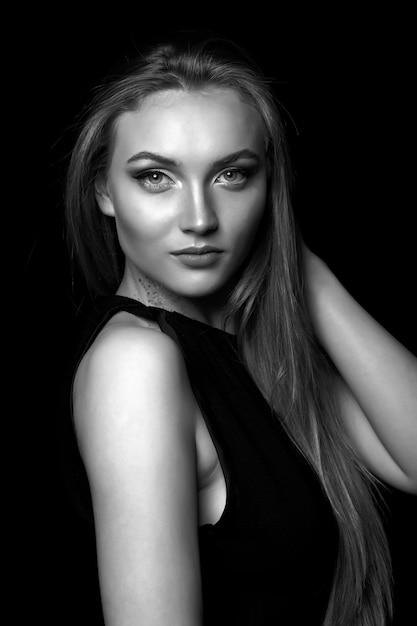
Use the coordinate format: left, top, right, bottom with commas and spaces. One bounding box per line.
171, 251, 223, 267
171, 246, 223, 255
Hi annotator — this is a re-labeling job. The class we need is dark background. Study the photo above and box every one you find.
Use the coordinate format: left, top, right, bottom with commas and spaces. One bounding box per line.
23, 9, 415, 624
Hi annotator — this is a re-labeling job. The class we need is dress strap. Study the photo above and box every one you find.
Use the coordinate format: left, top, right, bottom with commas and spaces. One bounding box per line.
93, 296, 186, 356
153, 307, 182, 345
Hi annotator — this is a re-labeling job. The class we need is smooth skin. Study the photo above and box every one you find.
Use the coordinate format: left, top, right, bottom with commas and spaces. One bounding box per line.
304, 247, 417, 491
96, 88, 268, 326
74, 88, 417, 625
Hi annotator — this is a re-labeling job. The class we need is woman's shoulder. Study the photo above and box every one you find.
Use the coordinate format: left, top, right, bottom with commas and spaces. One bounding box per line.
77, 309, 179, 379
72, 311, 196, 456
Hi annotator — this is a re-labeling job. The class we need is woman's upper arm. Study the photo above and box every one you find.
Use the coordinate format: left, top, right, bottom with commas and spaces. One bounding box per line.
73, 327, 202, 626
335, 374, 417, 494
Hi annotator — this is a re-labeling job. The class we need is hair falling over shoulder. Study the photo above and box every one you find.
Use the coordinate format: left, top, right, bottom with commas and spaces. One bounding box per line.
65, 36, 393, 625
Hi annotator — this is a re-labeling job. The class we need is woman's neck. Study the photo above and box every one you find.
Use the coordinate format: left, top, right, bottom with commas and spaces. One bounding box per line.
116, 270, 232, 331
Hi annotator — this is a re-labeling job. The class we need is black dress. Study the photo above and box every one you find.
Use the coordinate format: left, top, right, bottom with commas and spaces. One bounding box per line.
63, 295, 339, 626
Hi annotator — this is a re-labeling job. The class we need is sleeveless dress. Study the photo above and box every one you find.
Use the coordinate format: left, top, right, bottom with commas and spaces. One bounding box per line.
63, 295, 339, 625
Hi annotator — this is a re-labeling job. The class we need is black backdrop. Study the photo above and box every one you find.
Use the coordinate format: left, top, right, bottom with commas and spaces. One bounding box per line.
22, 10, 416, 625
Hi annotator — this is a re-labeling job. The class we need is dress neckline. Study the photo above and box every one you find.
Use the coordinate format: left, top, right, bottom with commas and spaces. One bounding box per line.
99, 294, 237, 339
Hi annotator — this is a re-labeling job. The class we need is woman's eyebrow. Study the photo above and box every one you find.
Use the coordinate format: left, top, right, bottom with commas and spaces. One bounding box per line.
212, 149, 261, 168
126, 151, 178, 166
126, 148, 260, 167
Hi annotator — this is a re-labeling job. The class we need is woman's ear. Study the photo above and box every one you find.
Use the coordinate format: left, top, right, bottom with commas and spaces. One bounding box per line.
95, 178, 115, 217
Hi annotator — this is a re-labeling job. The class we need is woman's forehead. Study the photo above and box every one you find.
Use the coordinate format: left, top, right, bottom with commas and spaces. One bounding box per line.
111, 88, 268, 166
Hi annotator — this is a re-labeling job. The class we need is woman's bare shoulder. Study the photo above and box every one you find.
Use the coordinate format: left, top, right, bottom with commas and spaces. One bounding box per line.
72, 312, 196, 464
75, 309, 178, 388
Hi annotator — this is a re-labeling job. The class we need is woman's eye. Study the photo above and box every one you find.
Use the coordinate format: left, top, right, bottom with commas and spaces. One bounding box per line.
133, 170, 174, 192
216, 168, 248, 186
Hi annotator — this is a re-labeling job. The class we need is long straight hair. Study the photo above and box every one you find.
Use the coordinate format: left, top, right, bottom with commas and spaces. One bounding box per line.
65, 36, 392, 625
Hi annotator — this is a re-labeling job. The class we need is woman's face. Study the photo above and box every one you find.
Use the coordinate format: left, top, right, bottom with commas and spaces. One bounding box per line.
96, 87, 268, 304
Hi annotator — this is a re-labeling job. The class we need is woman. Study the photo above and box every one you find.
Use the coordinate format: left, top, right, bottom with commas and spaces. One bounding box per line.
64, 36, 417, 625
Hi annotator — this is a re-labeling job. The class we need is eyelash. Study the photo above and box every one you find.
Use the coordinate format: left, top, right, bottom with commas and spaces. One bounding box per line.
133, 170, 174, 191
216, 168, 251, 186
133, 167, 254, 192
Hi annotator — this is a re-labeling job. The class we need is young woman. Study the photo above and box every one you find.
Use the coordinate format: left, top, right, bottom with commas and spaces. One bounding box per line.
64, 36, 417, 625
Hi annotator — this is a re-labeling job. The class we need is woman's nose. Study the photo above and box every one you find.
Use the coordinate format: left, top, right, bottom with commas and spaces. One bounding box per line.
179, 187, 218, 234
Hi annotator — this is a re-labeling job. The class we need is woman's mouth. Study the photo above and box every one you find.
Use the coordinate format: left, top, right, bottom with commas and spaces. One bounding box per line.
171, 246, 224, 268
